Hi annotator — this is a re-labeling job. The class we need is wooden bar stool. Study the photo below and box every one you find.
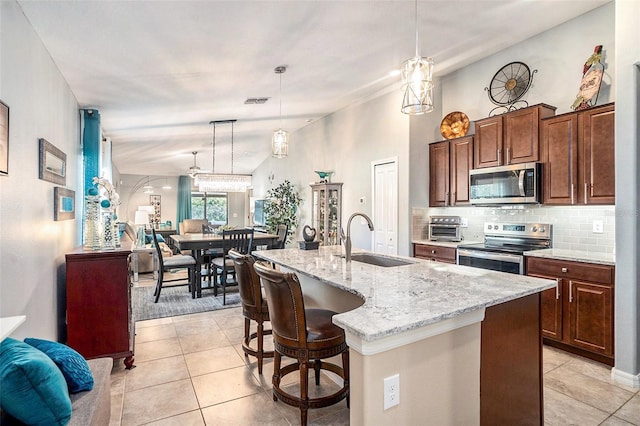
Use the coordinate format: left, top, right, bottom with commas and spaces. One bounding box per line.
228, 249, 274, 374
254, 262, 349, 426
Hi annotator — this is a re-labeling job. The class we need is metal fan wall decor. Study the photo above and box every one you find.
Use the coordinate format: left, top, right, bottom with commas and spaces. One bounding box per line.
484, 61, 537, 115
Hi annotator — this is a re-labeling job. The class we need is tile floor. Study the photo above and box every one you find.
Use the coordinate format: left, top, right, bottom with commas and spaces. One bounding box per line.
110, 277, 639, 426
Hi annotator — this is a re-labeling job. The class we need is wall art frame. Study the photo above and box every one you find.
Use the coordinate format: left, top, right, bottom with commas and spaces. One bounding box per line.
54, 187, 75, 221
0, 100, 8, 175
39, 138, 66, 185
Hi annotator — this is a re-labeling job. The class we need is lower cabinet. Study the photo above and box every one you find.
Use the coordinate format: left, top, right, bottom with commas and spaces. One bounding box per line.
413, 243, 457, 264
526, 256, 614, 365
66, 247, 135, 369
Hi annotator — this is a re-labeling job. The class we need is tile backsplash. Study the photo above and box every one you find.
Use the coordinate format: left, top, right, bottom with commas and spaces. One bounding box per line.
413, 205, 616, 254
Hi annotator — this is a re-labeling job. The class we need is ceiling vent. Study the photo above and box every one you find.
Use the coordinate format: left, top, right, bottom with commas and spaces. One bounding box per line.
244, 97, 270, 104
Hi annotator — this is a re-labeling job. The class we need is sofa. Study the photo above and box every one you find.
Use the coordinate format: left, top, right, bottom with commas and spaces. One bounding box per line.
120, 221, 173, 273
179, 218, 210, 235
0, 337, 113, 426
68, 358, 113, 426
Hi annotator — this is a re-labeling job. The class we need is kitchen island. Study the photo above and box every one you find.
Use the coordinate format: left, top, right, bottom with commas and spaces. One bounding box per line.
253, 246, 555, 426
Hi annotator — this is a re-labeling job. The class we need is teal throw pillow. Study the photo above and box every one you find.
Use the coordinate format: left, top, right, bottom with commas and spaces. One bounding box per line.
144, 233, 165, 244
25, 337, 94, 393
0, 337, 72, 425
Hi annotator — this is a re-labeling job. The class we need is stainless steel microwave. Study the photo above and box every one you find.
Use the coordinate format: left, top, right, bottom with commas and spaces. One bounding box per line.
469, 162, 542, 205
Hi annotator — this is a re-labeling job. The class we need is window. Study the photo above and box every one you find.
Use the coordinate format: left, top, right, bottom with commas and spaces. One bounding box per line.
191, 192, 228, 225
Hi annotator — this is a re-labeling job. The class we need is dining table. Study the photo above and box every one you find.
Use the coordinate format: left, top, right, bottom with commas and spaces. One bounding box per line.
169, 231, 280, 297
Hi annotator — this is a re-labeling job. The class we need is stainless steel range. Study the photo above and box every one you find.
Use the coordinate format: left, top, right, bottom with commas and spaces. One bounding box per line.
457, 222, 552, 275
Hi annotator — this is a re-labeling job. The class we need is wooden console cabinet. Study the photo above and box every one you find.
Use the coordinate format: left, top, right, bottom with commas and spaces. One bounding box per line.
429, 136, 473, 206
66, 247, 135, 368
526, 256, 614, 365
541, 103, 615, 205
414, 243, 457, 264
474, 104, 556, 169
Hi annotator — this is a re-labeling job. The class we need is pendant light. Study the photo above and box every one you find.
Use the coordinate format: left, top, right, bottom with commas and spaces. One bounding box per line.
195, 120, 252, 193
272, 65, 289, 158
400, 0, 434, 115
142, 176, 154, 194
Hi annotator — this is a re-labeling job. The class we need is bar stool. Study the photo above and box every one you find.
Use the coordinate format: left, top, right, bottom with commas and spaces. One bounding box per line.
228, 249, 274, 374
253, 262, 349, 426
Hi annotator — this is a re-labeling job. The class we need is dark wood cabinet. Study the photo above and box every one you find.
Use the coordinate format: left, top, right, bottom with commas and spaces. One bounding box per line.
541, 103, 615, 205
474, 104, 556, 169
526, 256, 614, 365
66, 247, 135, 368
413, 243, 457, 264
429, 136, 473, 207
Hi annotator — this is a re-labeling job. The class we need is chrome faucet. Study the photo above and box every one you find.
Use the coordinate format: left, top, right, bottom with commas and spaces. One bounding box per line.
341, 212, 375, 262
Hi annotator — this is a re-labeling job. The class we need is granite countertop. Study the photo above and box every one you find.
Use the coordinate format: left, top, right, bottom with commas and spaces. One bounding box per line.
253, 246, 555, 343
524, 248, 615, 266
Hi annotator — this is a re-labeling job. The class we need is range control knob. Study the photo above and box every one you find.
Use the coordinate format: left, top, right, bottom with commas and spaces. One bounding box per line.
530, 226, 538, 232
539, 227, 546, 233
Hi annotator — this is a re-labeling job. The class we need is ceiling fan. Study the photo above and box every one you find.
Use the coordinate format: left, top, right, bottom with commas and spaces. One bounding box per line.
187, 151, 211, 178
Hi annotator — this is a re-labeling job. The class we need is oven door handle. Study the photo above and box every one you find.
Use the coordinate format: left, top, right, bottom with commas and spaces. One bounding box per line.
457, 249, 523, 263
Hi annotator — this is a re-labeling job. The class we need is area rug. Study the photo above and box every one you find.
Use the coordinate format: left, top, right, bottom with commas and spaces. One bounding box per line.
131, 285, 241, 322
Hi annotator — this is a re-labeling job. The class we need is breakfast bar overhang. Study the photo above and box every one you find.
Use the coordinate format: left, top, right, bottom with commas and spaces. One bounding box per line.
253, 246, 555, 426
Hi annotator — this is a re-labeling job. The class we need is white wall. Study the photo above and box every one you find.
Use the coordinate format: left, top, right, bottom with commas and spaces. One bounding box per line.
0, 1, 81, 340
253, 88, 411, 255
613, 0, 640, 385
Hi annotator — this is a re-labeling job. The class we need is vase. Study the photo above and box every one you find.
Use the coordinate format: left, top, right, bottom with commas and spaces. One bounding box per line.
84, 196, 101, 250
102, 209, 115, 250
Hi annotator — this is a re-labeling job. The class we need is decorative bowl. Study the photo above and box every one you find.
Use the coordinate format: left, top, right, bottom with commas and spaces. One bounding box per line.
314, 171, 334, 182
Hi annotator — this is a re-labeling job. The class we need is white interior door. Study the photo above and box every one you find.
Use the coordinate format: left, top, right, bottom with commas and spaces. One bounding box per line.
372, 158, 398, 255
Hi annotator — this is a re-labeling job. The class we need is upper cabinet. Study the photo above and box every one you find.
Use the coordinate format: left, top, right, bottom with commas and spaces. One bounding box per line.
541, 103, 615, 205
429, 136, 473, 207
474, 104, 556, 169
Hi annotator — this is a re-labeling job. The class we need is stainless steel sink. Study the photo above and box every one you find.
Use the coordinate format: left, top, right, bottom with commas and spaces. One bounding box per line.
339, 253, 415, 268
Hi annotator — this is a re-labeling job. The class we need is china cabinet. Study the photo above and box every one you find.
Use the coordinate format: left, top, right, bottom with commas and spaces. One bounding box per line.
311, 183, 343, 246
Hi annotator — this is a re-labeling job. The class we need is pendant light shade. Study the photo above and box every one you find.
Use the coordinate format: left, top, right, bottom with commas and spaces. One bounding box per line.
401, 0, 435, 115
272, 128, 289, 158
272, 65, 289, 158
195, 120, 251, 193
401, 55, 434, 115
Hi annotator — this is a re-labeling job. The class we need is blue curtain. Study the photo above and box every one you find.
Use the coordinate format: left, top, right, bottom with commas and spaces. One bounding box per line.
176, 175, 192, 233
82, 110, 101, 196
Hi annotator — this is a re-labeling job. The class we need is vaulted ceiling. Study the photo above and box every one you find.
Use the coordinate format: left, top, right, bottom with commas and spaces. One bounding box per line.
17, 0, 609, 176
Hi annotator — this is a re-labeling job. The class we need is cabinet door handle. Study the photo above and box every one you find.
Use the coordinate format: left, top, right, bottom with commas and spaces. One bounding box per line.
497, 149, 501, 165
570, 184, 575, 205
584, 183, 588, 204
445, 192, 449, 206
431, 250, 436, 254
569, 280, 573, 303
452, 192, 456, 205
555, 278, 560, 300
506, 147, 510, 165
561, 267, 568, 273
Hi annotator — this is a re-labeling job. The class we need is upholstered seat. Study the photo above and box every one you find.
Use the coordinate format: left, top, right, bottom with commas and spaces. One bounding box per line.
151, 229, 197, 303
253, 262, 349, 426
228, 249, 274, 374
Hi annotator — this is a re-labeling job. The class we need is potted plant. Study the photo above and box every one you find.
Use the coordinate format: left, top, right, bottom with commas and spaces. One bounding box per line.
264, 180, 303, 244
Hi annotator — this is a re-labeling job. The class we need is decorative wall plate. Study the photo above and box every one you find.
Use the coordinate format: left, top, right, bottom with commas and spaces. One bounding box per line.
440, 111, 470, 139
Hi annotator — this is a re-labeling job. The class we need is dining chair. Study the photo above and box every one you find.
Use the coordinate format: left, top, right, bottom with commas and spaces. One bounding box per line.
253, 262, 349, 426
200, 223, 223, 291
212, 228, 254, 304
267, 224, 288, 250
151, 229, 197, 303
228, 249, 274, 374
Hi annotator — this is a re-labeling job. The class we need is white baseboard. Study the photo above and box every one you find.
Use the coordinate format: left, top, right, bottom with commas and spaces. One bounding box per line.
611, 367, 640, 389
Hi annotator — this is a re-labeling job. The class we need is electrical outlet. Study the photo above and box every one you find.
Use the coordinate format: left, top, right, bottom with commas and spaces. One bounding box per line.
593, 220, 604, 233
383, 374, 400, 410
460, 217, 468, 228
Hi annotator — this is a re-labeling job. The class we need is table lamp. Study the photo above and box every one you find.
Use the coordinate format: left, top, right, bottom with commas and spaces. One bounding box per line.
134, 210, 150, 246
